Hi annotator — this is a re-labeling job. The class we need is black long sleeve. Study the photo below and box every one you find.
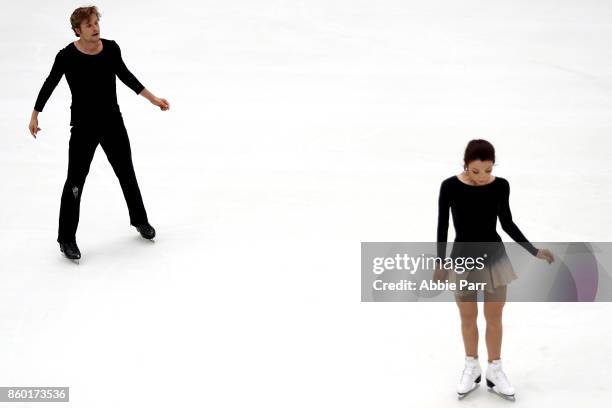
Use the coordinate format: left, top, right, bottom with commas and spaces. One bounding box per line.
436, 175, 539, 259
436, 179, 450, 259
112, 41, 145, 95
498, 179, 539, 256
34, 51, 65, 112
32, 38, 145, 125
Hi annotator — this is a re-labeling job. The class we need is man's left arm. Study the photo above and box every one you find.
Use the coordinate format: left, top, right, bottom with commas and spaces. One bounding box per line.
113, 40, 170, 111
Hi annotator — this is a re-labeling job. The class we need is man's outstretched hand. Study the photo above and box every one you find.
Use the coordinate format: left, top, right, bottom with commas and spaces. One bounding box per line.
152, 97, 170, 111
140, 88, 170, 111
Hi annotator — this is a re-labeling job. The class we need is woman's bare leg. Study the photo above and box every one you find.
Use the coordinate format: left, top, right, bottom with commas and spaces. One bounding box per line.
483, 285, 507, 362
456, 298, 479, 357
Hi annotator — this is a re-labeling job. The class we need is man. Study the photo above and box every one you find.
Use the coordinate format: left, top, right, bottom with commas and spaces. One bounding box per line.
28, 6, 170, 261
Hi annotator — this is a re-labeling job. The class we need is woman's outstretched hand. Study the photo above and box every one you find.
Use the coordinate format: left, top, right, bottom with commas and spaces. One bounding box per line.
536, 248, 555, 264
28, 115, 41, 138
151, 97, 170, 111
433, 266, 449, 283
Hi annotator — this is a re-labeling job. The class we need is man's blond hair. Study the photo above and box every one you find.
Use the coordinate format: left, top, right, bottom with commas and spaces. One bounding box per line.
70, 6, 101, 37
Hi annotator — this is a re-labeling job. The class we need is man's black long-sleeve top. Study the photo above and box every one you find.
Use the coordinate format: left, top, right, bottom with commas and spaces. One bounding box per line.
34, 38, 145, 125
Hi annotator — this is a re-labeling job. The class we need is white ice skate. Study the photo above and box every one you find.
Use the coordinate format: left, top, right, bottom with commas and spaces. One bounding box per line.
457, 356, 481, 399
486, 359, 515, 401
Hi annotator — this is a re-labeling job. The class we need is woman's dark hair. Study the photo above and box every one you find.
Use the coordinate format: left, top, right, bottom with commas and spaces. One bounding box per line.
463, 139, 495, 169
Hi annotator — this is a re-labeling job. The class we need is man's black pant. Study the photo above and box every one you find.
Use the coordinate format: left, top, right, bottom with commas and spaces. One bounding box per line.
57, 113, 148, 243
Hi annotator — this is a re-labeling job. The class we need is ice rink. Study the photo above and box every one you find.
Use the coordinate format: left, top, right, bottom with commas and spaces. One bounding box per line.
1, 0, 611, 406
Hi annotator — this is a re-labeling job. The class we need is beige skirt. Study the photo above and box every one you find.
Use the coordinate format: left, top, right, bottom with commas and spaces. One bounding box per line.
448, 253, 517, 296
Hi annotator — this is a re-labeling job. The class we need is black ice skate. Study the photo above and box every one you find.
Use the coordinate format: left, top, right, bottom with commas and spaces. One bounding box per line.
135, 222, 156, 240
59, 241, 81, 262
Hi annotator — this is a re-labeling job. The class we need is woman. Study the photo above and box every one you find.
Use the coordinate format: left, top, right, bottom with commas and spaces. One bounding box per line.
435, 139, 554, 400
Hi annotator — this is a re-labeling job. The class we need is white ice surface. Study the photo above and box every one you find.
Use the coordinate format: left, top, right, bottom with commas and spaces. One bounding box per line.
1, 0, 612, 406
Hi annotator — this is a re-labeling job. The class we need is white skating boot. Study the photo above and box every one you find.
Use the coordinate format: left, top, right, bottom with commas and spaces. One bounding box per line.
457, 356, 481, 399
486, 359, 515, 401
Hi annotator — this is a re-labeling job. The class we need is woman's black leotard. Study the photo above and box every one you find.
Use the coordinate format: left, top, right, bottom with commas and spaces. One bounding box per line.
437, 175, 538, 260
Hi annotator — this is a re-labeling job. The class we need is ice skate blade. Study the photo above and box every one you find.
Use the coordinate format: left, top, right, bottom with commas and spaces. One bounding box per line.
487, 387, 515, 401
457, 384, 479, 400
62, 256, 80, 264
137, 234, 155, 242
60, 249, 81, 264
